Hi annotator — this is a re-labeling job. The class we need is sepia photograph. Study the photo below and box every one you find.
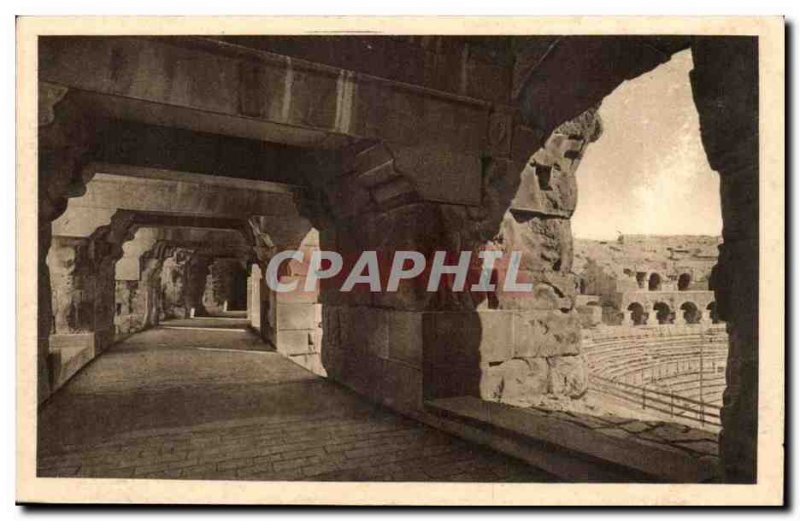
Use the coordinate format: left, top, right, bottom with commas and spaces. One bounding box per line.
14, 15, 785, 506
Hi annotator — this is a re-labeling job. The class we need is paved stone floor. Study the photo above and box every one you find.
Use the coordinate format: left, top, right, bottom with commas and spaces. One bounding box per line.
38, 319, 554, 482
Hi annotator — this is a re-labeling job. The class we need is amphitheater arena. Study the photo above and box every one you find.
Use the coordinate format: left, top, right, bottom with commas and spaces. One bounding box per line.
582, 324, 728, 431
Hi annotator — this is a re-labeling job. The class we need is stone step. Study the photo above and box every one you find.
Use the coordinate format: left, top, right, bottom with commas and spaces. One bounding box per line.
424, 395, 717, 483
49, 333, 96, 392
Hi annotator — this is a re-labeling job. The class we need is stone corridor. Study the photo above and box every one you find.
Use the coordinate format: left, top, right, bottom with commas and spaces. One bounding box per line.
37, 318, 554, 482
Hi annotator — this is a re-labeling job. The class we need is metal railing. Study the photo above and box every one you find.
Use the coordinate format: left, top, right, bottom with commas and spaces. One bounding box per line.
590, 374, 721, 427
584, 327, 728, 428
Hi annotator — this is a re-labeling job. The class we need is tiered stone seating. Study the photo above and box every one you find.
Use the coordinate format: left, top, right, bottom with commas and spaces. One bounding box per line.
582, 327, 729, 425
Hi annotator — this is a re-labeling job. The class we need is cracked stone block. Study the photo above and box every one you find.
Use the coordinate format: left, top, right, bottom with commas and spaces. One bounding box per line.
423, 311, 514, 369
276, 302, 317, 330
490, 357, 549, 406
277, 330, 313, 355
548, 355, 588, 398
513, 310, 581, 358
387, 311, 423, 367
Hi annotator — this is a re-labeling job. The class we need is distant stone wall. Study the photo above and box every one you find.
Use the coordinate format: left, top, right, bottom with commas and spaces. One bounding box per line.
574, 235, 720, 300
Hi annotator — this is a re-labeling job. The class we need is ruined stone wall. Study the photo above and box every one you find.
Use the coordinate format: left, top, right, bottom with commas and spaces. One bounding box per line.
574, 235, 721, 296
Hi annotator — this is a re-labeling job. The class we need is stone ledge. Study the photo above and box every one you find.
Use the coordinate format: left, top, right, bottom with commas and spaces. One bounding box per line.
49, 333, 96, 392
425, 395, 718, 483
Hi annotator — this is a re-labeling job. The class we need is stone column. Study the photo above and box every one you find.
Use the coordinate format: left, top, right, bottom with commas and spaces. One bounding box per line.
141, 257, 165, 327
160, 249, 192, 319
621, 312, 634, 326
185, 254, 212, 317
465, 109, 601, 405
93, 249, 121, 352
248, 263, 263, 330
307, 110, 600, 412
691, 37, 758, 483
38, 84, 107, 402
47, 236, 95, 335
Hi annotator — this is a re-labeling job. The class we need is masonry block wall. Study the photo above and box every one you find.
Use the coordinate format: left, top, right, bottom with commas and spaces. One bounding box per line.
312, 109, 601, 417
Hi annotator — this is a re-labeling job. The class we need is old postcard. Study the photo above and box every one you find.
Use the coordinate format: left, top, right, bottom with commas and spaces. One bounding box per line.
16, 16, 785, 505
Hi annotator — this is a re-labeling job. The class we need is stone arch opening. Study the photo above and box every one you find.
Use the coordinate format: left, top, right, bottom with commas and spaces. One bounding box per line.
648, 273, 663, 291
653, 302, 673, 325
680, 301, 702, 324
627, 302, 647, 326
678, 273, 692, 290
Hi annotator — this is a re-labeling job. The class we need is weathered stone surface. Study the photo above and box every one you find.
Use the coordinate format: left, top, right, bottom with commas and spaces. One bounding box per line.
276, 302, 317, 331
548, 355, 588, 398
499, 214, 573, 274
159, 251, 189, 319
386, 311, 423, 367
487, 358, 550, 406
423, 311, 514, 369
48, 237, 96, 334
114, 280, 143, 336
277, 330, 313, 356
287, 353, 327, 377
48, 333, 95, 392
511, 108, 601, 217
513, 310, 581, 358
381, 360, 424, 412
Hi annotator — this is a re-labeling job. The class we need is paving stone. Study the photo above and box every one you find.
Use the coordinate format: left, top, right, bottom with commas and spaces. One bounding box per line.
37, 320, 553, 483
675, 440, 720, 457
619, 421, 655, 434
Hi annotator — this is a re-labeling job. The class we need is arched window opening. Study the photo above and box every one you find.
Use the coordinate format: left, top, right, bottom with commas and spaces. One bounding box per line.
627, 302, 647, 326
648, 273, 662, 291
680, 301, 701, 324
678, 273, 692, 291
653, 302, 673, 325
636, 272, 647, 289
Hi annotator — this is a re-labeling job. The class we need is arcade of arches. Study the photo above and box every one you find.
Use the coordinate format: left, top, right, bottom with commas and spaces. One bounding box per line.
37, 36, 758, 482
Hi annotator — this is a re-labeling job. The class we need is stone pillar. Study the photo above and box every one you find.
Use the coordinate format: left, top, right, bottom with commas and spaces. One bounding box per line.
465, 109, 601, 406
141, 257, 165, 327
621, 312, 634, 327
185, 254, 212, 317
160, 249, 192, 319
248, 263, 263, 330
93, 249, 121, 352
691, 37, 758, 483
310, 110, 600, 413
47, 236, 95, 335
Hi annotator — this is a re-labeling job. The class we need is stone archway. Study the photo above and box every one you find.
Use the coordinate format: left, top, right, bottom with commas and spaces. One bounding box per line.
653, 302, 673, 325
627, 302, 647, 326
680, 301, 702, 324
678, 273, 692, 291
648, 273, 663, 291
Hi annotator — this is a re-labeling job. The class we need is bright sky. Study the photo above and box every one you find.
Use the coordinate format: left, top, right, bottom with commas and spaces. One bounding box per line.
571, 49, 723, 241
